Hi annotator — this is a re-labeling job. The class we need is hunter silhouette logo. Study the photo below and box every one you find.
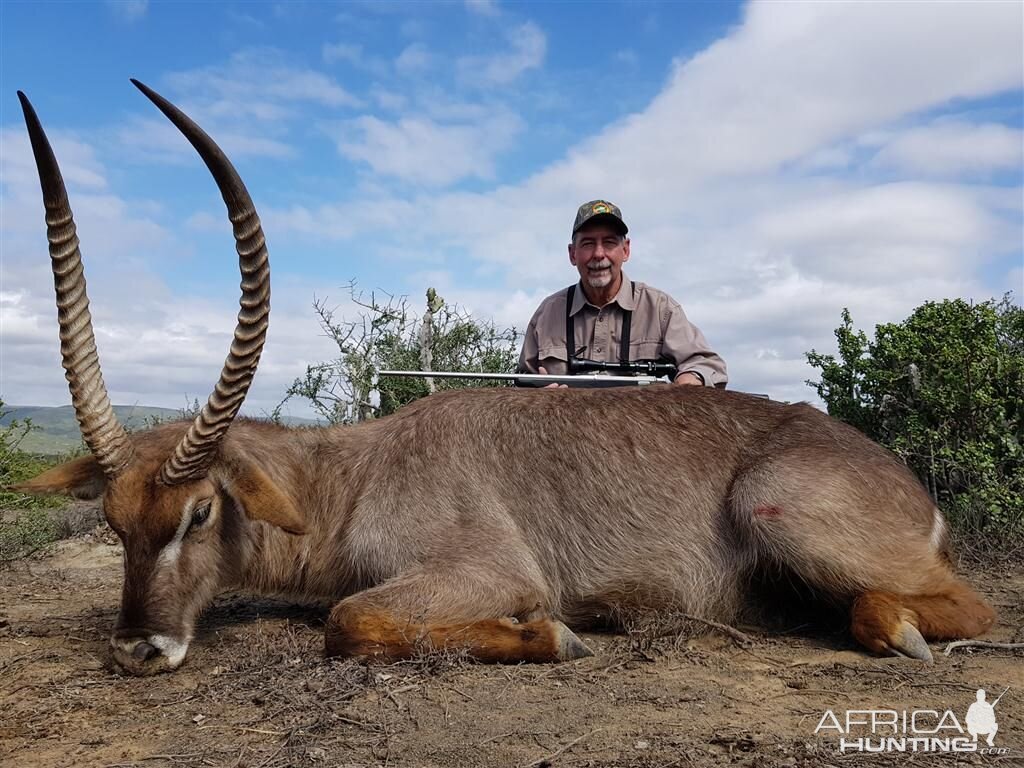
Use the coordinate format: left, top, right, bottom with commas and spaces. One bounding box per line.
966, 687, 1005, 747
814, 686, 1011, 754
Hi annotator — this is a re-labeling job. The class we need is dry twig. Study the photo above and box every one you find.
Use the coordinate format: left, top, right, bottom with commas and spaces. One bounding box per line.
522, 728, 601, 768
679, 613, 755, 646
943, 639, 1024, 655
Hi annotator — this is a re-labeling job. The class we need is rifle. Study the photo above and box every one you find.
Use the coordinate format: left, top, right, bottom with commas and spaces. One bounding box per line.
378, 370, 663, 388
380, 370, 771, 397
991, 686, 1009, 708
382, 357, 680, 389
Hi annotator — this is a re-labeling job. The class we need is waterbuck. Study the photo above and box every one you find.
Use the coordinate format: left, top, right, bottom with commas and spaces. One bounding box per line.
14, 83, 995, 676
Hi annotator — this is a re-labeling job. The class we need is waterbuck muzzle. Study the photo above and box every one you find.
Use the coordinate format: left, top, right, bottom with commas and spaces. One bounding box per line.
18, 81, 272, 674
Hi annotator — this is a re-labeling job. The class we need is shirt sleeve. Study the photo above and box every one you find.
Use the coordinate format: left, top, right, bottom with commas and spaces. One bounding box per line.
517, 312, 542, 374
661, 298, 729, 387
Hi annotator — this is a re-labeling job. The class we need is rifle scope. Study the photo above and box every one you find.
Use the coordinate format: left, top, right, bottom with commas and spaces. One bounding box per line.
568, 357, 678, 380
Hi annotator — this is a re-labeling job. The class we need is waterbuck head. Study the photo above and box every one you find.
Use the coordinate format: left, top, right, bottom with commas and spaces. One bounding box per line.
14, 82, 305, 675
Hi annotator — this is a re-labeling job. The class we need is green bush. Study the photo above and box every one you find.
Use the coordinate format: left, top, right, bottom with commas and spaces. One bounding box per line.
0, 399, 65, 561
807, 297, 1023, 545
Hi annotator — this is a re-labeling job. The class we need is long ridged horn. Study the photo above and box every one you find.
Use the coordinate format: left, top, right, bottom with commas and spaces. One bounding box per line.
129, 80, 270, 485
18, 92, 136, 478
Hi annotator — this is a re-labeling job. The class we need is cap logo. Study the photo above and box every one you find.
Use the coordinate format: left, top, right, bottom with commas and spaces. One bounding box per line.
592, 203, 610, 214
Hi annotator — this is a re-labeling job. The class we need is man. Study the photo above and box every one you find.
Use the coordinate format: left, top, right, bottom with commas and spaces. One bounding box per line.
518, 200, 728, 387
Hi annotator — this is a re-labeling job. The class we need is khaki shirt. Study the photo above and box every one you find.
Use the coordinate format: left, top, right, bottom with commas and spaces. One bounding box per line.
517, 274, 728, 387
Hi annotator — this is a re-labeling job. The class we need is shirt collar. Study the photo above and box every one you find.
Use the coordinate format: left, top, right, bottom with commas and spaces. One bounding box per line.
571, 272, 635, 314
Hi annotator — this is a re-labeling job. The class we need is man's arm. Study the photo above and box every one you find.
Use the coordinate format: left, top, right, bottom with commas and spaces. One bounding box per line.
516, 313, 542, 374
661, 299, 728, 387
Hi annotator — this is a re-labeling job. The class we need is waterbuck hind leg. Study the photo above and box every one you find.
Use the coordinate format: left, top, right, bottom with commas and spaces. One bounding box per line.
323, 561, 593, 664
851, 583, 996, 662
730, 408, 996, 658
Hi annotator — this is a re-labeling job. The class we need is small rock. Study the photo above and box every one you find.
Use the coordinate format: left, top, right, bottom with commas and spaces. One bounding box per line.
192, 714, 206, 725
635, 741, 649, 750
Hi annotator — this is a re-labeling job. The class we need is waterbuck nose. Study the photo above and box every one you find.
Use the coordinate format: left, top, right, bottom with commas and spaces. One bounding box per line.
132, 641, 159, 661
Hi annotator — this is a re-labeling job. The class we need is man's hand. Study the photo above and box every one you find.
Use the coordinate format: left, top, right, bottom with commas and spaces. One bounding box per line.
539, 366, 568, 389
674, 372, 704, 386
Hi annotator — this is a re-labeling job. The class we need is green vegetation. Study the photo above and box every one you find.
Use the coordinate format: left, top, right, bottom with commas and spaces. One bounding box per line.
0, 400, 64, 562
280, 286, 519, 424
807, 296, 1023, 547
0, 404, 186, 455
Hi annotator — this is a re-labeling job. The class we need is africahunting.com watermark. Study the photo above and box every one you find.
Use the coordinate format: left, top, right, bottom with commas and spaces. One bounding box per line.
814, 687, 1011, 755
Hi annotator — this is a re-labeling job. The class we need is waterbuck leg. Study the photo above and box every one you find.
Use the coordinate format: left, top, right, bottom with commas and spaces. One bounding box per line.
729, 413, 995, 659
323, 563, 592, 663
851, 585, 996, 661
325, 609, 591, 663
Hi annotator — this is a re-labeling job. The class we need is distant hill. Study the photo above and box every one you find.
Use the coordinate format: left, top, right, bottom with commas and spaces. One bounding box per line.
1, 405, 320, 456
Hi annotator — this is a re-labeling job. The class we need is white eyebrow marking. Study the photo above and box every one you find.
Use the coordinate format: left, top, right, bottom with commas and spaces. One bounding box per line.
157, 496, 199, 568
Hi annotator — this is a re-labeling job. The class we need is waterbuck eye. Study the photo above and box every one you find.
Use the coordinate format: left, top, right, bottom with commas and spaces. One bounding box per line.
190, 503, 211, 530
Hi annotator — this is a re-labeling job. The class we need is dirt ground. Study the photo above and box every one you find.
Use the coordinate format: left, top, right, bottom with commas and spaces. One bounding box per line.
1, 512, 1022, 768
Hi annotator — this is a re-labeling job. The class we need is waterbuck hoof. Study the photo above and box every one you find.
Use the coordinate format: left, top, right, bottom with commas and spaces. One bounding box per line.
891, 621, 933, 662
132, 641, 159, 661
553, 621, 594, 661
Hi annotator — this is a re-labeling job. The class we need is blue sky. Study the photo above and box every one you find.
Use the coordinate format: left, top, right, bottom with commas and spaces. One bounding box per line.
2, 0, 1022, 418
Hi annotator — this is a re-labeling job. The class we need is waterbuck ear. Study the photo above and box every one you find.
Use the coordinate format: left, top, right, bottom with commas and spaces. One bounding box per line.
12, 455, 106, 500
224, 463, 306, 536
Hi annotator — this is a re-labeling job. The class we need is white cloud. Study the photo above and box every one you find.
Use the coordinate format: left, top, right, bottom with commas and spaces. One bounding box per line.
871, 121, 1024, 176
117, 115, 295, 162
322, 42, 389, 77
1, 127, 107, 192
457, 22, 546, 87
323, 42, 362, 65
371, 88, 407, 112
165, 49, 362, 110
107, 0, 147, 23
395, 43, 433, 77
465, 0, 500, 17
335, 109, 524, 186
111, 50, 361, 164
753, 183, 1001, 282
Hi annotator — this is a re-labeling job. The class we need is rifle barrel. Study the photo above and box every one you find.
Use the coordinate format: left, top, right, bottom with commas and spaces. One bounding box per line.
378, 370, 661, 387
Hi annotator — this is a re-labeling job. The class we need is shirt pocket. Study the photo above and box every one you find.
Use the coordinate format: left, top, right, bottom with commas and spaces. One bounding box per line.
536, 345, 569, 363
629, 340, 664, 362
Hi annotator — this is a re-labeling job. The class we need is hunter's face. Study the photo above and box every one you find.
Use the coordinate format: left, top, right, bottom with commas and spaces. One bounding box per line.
569, 222, 630, 298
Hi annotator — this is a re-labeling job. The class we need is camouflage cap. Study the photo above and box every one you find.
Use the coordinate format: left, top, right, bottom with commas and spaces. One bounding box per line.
572, 200, 628, 237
